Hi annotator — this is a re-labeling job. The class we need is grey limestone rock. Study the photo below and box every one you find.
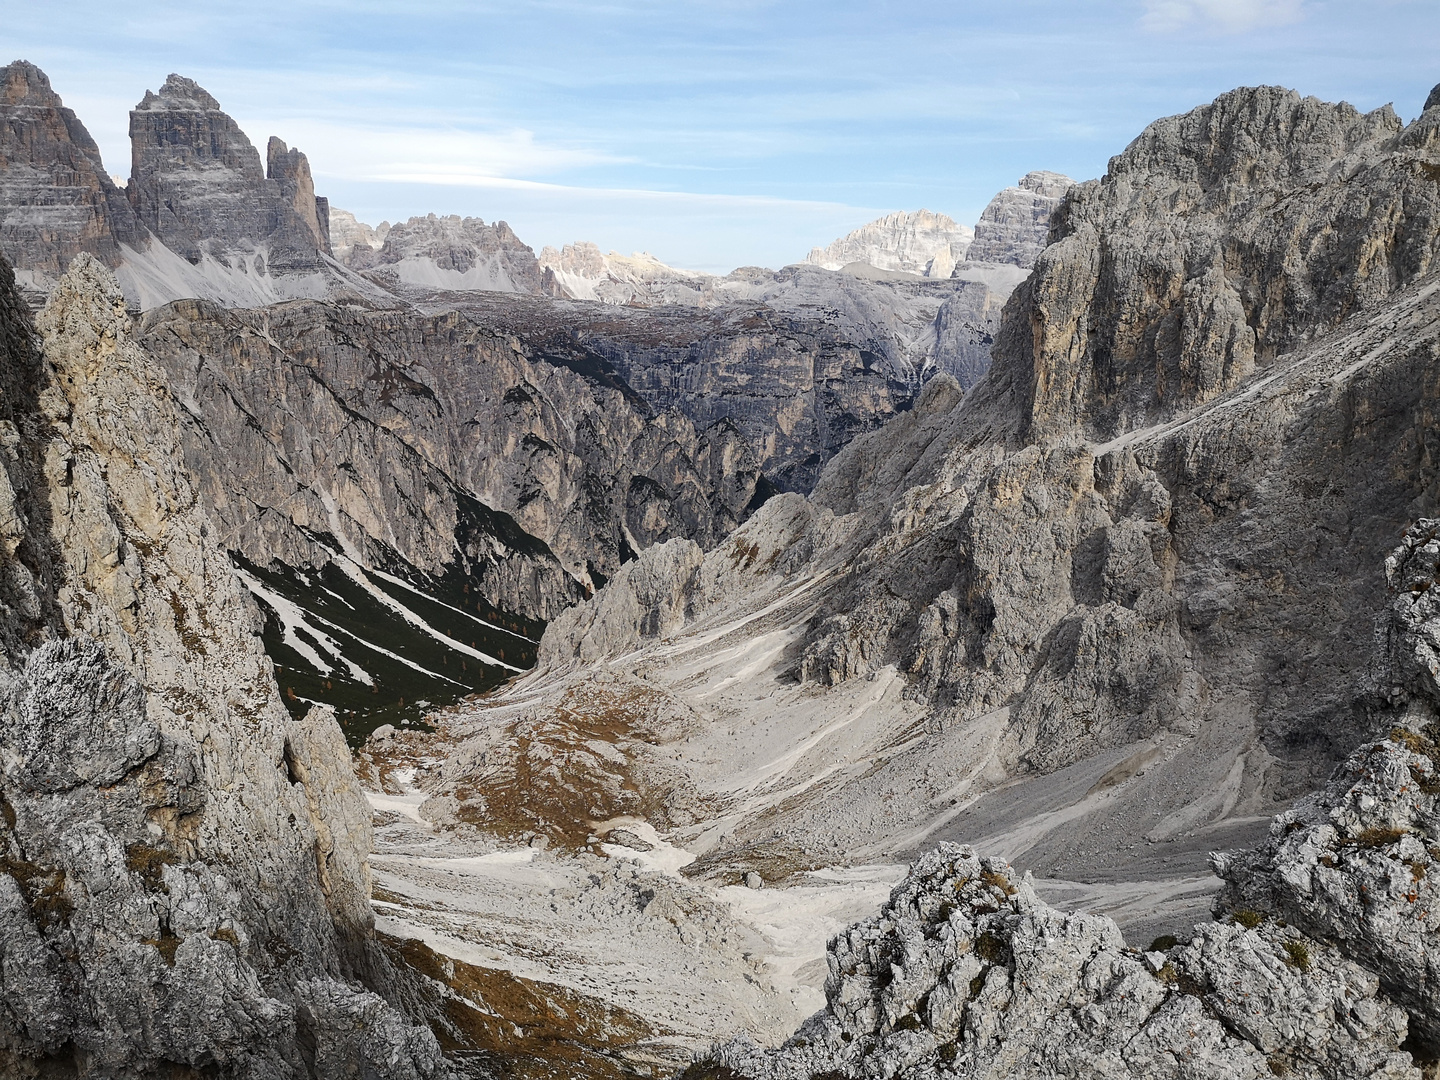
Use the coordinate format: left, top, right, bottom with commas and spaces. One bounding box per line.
0, 252, 442, 1077
367, 213, 544, 293
1004, 86, 1440, 442
694, 843, 1418, 1080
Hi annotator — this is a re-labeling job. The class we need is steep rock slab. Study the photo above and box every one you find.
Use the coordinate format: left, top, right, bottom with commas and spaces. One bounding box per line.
0, 61, 145, 300
0, 252, 441, 1076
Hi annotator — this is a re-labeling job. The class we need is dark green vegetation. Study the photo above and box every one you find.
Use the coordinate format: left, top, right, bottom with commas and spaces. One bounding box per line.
238, 549, 541, 745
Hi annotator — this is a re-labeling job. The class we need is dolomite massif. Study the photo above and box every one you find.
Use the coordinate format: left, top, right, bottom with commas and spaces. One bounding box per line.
1, 53, 1439, 1080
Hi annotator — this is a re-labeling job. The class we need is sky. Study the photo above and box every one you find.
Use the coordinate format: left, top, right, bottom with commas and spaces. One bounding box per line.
6, 1, 1439, 273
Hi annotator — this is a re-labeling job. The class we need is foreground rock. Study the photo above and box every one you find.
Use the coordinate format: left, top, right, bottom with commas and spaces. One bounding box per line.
0, 253, 441, 1077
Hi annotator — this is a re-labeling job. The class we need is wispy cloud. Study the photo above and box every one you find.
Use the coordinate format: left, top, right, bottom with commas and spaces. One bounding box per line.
1141, 0, 1306, 33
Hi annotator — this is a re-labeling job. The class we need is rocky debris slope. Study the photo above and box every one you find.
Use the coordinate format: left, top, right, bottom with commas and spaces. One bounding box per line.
0, 61, 146, 302
962, 171, 1073, 268
691, 520, 1440, 1079
362, 213, 546, 294
0, 252, 441, 1077
806, 210, 975, 278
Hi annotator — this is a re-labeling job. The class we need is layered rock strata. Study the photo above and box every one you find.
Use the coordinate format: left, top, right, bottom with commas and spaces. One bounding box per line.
364, 213, 546, 293
806, 210, 975, 278
0, 253, 440, 1077
1003, 88, 1440, 442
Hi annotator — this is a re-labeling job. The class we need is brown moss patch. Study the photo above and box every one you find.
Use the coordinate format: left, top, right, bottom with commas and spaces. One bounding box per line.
450, 679, 710, 850
126, 842, 179, 892
381, 933, 662, 1078
1353, 826, 1407, 849
0, 857, 72, 931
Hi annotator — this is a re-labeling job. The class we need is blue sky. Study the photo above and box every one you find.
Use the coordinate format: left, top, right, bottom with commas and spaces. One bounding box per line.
8, 1, 1439, 272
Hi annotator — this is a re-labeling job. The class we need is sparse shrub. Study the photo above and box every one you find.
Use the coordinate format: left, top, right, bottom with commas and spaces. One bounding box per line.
976, 932, 1009, 963
980, 868, 1017, 896
1282, 939, 1311, 972
1231, 908, 1265, 929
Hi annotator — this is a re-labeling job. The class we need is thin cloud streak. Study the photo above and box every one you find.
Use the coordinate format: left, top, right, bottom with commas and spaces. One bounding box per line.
1141, 0, 1307, 33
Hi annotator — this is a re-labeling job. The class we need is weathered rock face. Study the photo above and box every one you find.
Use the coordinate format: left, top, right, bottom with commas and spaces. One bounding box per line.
139, 296, 762, 597
962, 170, 1072, 268
127, 74, 331, 271
0, 253, 441, 1077
0, 61, 145, 299
517, 84, 1440, 891
1006, 87, 1440, 443
806, 210, 975, 278
366, 213, 545, 293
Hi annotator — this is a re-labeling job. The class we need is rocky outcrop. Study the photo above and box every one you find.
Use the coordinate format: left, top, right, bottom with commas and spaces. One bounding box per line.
0, 253, 440, 1077
961, 170, 1072, 268
806, 210, 975, 278
0, 61, 146, 300
366, 213, 545, 293
693, 842, 1420, 1080
127, 74, 331, 270
1005, 88, 1440, 442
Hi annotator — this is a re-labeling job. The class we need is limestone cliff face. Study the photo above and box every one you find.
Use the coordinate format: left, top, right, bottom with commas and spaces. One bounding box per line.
0, 61, 146, 298
1003, 87, 1440, 443
138, 297, 762, 600
0, 254, 440, 1077
127, 74, 331, 271
806, 209, 975, 278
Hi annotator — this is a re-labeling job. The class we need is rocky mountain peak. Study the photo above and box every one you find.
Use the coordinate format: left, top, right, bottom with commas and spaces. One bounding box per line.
807, 208, 974, 277
963, 169, 1075, 268
366, 212, 545, 292
994, 84, 1440, 443
134, 72, 223, 112
1016, 168, 1073, 198
126, 73, 331, 271
0, 60, 144, 294
2, 58, 56, 105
